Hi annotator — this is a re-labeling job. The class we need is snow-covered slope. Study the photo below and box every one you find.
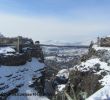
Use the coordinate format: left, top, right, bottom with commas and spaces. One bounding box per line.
0, 58, 49, 100
75, 44, 110, 100
86, 86, 110, 100
74, 58, 110, 99
76, 58, 110, 74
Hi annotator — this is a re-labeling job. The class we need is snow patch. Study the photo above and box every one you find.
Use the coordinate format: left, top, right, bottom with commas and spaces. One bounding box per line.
57, 85, 66, 92
93, 45, 110, 51
0, 47, 15, 54
56, 69, 69, 79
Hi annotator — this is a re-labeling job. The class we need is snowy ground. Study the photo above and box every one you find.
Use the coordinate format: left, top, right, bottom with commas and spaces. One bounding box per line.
0, 58, 49, 100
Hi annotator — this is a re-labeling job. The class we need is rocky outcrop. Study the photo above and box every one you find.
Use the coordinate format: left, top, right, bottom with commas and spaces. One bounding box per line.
100, 37, 110, 47
0, 88, 18, 100
0, 52, 44, 66
68, 70, 102, 100
0, 54, 28, 66
81, 45, 95, 62
0, 48, 44, 66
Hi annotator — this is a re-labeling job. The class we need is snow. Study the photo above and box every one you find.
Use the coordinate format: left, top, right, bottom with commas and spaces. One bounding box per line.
86, 86, 110, 100
56, 69, 69, 92
93, 45, 110, 51
76, 57, 110, 99
77, 58, 110, 72
56, 69, 69, 79
0, 47, 15, 54
76, 58, 110, 85
45, 56, 56, 60
57, 85, 66, 92
99, 75, 110, 86
71, 43, 110, 99
0, 57, 49, 100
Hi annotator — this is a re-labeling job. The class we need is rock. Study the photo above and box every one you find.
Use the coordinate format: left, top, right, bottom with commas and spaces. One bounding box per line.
101, 71, 107, 76
54, 76, 68, 84
28, 83, 34, 88
107, 59, 110, 66
5, 74, 13, 78
16, 84, 24, 88
12, 76, 18, 79
94, 63, 101, 71
6, 88, 18, 96
95, 50, 107, 58
100, 37, 110, 47
0, 85, 9, 91
100, 51, 110, 63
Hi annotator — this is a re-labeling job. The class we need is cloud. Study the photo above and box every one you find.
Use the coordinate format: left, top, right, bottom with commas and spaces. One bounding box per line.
0, 13, 110, 41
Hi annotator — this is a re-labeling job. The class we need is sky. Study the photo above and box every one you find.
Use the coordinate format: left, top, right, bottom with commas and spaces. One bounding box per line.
0, 0, 110, 42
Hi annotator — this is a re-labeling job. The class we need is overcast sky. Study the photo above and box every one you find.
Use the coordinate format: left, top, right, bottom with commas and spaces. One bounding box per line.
0, 0, 110, 42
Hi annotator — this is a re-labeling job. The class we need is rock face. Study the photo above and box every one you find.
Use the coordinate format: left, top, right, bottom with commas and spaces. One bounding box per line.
0, 36, 44, 66
0, 54, 28, 66
0, 48, 44, 66
100, 37, 110, 47
0, 50, 44, 66
69, 70, 102, 100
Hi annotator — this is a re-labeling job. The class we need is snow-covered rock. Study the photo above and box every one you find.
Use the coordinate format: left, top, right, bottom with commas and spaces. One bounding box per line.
57, 84, 66, 92
0, 47, 15, 54
56, 69, 69, 79
76, 58, 110, 73
76, 44, 110, 99
93, 44, 110, 51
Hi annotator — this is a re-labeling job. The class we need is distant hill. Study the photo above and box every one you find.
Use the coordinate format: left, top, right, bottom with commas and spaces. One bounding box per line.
40, 40, 90, 46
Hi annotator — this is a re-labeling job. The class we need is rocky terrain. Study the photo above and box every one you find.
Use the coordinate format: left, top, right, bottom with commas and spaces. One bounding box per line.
45, 37, 110, 100
66, 42, 110, 99
1, 36, 110, 100
0, 35, 47, 100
